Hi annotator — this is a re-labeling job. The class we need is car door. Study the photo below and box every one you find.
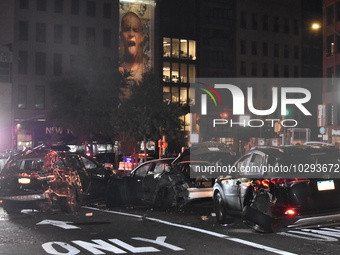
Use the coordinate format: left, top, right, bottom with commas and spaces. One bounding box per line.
238, 151, 267, 209
142, 162, 170, 202
79, 155, 108, 198
129, 162, 153, 202
65, 154, 91, 194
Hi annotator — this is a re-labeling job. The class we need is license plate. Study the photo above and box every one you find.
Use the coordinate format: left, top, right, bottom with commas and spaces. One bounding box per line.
317, 180, 335, 191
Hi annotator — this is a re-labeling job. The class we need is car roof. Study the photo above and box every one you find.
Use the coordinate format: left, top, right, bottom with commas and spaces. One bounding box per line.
249, 145, 340, 158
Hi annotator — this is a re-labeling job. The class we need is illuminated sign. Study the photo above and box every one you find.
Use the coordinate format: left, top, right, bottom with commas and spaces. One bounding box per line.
119, 0, 155, 85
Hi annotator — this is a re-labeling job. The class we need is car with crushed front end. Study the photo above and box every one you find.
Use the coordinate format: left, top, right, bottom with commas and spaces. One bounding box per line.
0, 145, 114, 214
105, 142, 236, 209
213, 145, 340, 232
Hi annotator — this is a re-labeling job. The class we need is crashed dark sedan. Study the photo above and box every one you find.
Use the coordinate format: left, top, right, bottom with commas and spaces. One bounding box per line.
213, 145, 340, 232
0, 145, 113, 214
106, 142, 236, 209
105, 158, 215, 209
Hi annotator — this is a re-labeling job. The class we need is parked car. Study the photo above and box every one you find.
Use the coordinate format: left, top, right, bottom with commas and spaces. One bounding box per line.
106, 142, 236, 209
0, 145, 114, 214
213, 145, 340, 232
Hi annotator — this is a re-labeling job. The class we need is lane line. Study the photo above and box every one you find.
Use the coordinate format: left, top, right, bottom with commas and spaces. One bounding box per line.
84, 206, 297, 255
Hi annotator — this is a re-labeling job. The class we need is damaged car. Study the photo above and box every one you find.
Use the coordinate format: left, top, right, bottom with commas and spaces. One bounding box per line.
213, 145, 340, 232
106, 142, 236, 209
0, 145, 113, 214
105, 158, 215, 209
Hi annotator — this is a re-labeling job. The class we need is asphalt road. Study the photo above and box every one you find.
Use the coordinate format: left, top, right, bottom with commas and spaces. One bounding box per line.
1, 200, 340, 255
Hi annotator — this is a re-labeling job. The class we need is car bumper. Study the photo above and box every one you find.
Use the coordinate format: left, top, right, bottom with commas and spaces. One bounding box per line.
286, 212, 340, 228
0, 193, 46, 201
188, 187, 213, 200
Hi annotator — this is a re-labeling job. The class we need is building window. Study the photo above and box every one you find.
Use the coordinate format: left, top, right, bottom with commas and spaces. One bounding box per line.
327, 103, 334, 125
251, 41, 257, 55
273, 16, 279, 32
163, 87, 170, 102
240, 61, 246, 75
327, 5, 334, 25
326, 35, 335, 56
337, 2, 340, 21
262, 42, 268, 56
284, 45, 289, 58
284, 18, 289, 34
274, 43, 279, 57
294, 66, 299, 77
20, 0, 29, 9
294, 46, 299, 59
0, 63, 11, 82
180, 63, 188, 83
240, 40, 246, 54
35, 85, 45, 109
262, 14, 268, 31
251, 62, 257, 76
55, 0, 63, 13
262, 63, 268, 77
103, 3, 111, 18
18, 85, 27, 109
87, 1, 96, 17
240, 12, 246, 29
294, 19, 299, 35
70, 26, 79, 45
35, 52, 46, 75
103, 29, 111, 48
53, 53, 62, 76
36, 23, 46, 43
37, 0, 47, 11
326, 66, 335, 92
18, 51, 28, 74
54, 24, 63, 44
274, 64, 279, 77
70, 55, 77, 67
284, 65, 289, 77
19, 21, 28, 41
251, 13, 257, 30
86, 27, 96, 44
71, 0, 79, 15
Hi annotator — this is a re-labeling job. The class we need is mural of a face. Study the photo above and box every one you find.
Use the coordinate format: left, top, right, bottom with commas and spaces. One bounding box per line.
120, 12, 145, 62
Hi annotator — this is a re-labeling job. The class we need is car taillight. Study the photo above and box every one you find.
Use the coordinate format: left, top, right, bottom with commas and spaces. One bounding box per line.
271, 178, 286, 187
286, 178, 309, 184
284, 208, 296, 216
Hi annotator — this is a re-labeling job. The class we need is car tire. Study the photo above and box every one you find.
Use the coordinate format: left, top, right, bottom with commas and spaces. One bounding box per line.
59, 186, 79, 213
105, 185, 122, 208
154, 187, 174, 210
214, 191, 234, 224
3, 201, 22, 215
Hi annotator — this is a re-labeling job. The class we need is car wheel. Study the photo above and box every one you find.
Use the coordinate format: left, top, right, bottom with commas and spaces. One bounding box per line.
60, 186, 79, 213
105, 185, 122, 208
154, 187, 174, 210
3, 201, 22, 215
214, 191, 234, 224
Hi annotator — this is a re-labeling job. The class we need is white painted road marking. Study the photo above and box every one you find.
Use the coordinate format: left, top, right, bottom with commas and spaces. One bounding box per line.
42, 236, 183, 254
37, 219, 80, 229
84, 206, 298, 255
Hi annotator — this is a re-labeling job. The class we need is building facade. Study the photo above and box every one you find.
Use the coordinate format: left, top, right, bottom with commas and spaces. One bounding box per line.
0, 0, 322, 153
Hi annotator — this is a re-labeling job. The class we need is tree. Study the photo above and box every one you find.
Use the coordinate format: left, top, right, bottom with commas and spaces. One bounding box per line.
116, 71, 185, 157
48, 53, 124, 147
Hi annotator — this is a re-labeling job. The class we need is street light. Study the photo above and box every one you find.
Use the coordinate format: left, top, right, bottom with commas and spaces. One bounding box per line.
311, 22, 340, 38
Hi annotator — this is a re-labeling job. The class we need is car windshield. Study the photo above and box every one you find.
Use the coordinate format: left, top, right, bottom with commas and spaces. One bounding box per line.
4, 149, 65, 173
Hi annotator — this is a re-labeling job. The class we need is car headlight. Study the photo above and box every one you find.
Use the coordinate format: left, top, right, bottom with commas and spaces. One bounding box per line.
18, 178, 31, 184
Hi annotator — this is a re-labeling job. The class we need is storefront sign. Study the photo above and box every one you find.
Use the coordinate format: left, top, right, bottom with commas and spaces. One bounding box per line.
332, 129, 340, 136
317, 104, 326, 127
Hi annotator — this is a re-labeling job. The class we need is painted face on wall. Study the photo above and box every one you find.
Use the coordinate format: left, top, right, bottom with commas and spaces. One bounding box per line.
120, 12, 145, 62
